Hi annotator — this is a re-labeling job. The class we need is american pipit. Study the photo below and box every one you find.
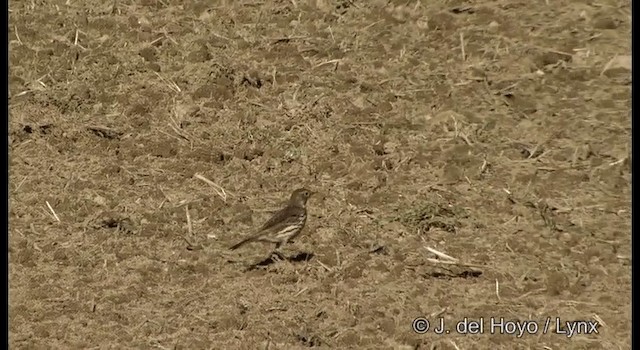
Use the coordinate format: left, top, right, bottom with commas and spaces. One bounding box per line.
229, 188, 313, 251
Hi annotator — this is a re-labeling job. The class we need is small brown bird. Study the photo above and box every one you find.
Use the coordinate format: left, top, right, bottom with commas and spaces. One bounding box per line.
229, 188, 313, 251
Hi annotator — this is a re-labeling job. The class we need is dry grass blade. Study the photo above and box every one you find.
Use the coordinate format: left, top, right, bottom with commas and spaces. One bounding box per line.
185, 205, 192, 235
317, 260, 332, 272
425, 246, 458, 262
459, 32, 466, 61
313, 59, 342, 69
425, 247, 486, 270
593, 314, 607, 327
13, 25, 23, 45
45, 201, 60, 222
294, 287, 308, 297
153, 71, 181, 93
13, 175, 29, 193
193, 174, 228, 202
167, 122, 190, 142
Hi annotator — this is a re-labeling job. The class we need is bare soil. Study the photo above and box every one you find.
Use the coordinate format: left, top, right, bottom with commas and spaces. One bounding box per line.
9, 0, 631, 349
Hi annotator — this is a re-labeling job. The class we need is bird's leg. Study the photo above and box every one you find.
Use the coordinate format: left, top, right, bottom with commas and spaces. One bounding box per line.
270, 243, 285, 262
270, 251, 283, 262
272, 242, 298, 271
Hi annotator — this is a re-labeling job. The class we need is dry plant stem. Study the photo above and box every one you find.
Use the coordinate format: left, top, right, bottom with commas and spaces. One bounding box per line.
193, 174, 228, 201
592, 314, 606, 327
153, 71, 181, 93
294, 287, 308, 297
317, 260, 332, 272
425, 246, 485, 270
459, 32, 466, 61
46, 201, 60, 222
185, 205, 193, 235
425, 246, 458, 262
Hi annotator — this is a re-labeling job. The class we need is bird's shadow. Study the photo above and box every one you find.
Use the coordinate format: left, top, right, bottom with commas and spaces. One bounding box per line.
244, 251, 315, 271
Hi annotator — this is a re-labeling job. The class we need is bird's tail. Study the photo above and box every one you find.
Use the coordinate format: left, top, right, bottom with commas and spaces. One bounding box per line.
229, 237, 254, 250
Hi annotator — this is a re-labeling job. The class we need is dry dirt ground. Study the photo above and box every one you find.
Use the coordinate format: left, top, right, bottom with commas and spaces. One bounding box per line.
8, 0, 631, 349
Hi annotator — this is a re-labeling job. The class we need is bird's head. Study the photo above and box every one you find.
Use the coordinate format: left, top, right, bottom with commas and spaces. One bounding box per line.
290, 188, 313, 207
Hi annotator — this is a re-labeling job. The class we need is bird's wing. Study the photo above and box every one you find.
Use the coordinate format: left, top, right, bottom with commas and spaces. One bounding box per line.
259, 206, 303, 232
229, 206, 304, 250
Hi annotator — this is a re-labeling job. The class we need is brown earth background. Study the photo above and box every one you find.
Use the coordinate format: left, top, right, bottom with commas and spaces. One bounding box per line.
8, 0, 631, 349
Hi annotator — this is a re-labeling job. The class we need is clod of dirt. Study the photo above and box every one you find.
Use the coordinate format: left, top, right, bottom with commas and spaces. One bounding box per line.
138, 47, 157, 62
574, 144, 594, 161
592, 15, 619, 30
534, 51, 572, 68
296, 331, 323, 347
545, 270, 569, 296
187, 148, 233, 164
100, 164, 121, 177
87, 126, 123, 140
425, 269, 482, 279
450, 5, 475, 14
11, 123, 54, 144
510, 142, 544, 159
241, 70, 265, 89
92, 213, 137, 234
441, 163, 464, 183
601, 55, 631, 78
12, 240, 36, 267
503, 92, 538, 115
235, 146, 264, 161
338, 330, 361, 346
369, 245, 389, 255
173, 102, 200, 120
399, 202, 467, 233
428, 12, 457, 30
488, 20, 500, 30
386, 4, 420, 23
187, 46, 212, 63
230, 203, 253, 225
349, 142, 370, 158
148, 140, 178, 158
316, 246, 339, 267
128, 103, 151, 117
147, 63, 161, 72
343, 260, 365, 279
193, 82, 234, 102
372, 135, 387, 155
372, 157, 393, 171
